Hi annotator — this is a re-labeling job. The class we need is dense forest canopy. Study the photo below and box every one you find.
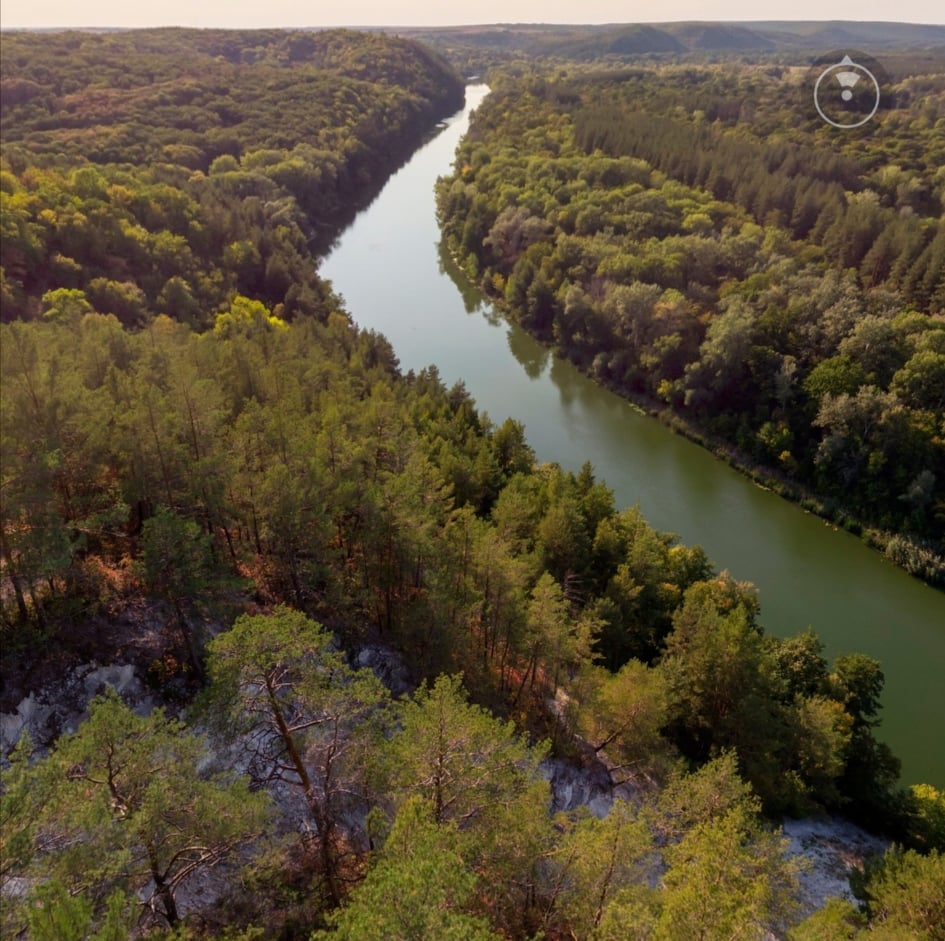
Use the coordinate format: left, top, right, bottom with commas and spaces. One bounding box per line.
2, 27, 944, 941
4, 308, 943, 937
1, 28, 464, 325
437, 60, 945, 578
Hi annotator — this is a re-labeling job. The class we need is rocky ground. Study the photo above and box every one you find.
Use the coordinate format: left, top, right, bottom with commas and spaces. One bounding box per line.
1, 640, 888, 926
783, 816, 887, 915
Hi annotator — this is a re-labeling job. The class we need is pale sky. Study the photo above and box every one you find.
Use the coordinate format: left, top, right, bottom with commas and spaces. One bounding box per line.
1, 0, 942, 29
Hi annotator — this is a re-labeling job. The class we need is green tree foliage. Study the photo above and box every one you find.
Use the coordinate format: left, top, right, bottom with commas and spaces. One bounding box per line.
1, 29, 463, 328
656, 802, 801, 940
380, 674, 547, 826
436, 65, 945, 566
660, 579, 783, 792
0, 734, 40, 934
0, 276, 912, 832
575, 659, 674, 782
377, 674, 551, 934
205, 607, 388, 905
4, 691, 267, 933
788, 897, 868, 941
516, 571, 597, 704
543, 755, 802, 940
24, 882, 132, 941
0, 310, 909, 826
551, 800, 657, 938
646, 754, 802, 939
908, 783, 945, 851
792, 849, 945, 940
137, 507, 218, 676
829, 654, 903, 825
1, 35, 933, 940
315, 798, 500, 941
861, 848, 945, 939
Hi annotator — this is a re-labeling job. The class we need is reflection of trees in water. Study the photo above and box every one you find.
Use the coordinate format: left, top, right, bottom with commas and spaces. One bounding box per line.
549, 355, 580, 408
506, 323, 550, 380
436, 236, 551, 379
437, 239, 483, 315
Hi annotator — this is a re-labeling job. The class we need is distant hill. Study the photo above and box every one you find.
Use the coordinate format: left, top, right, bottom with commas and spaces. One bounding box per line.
394, 20, 945, 68
748, 20, 945, 46
663, 23, 776, 51
553, 25, 685, 58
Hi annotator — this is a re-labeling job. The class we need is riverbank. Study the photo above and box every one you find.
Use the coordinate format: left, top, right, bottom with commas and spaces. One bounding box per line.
446, 246, 945, 592
616, 387, 945, 590
321, 82, 945, 787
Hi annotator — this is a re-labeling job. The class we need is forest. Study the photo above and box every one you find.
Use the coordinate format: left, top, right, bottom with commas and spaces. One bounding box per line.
1, 28, 464, 324
1, 27, 944, 940
437, 62, 945, 585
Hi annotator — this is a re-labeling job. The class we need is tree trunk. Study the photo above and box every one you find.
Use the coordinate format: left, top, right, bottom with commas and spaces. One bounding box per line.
222, 525, 238, 565
174, 599, 204, 682
27, 580, 46, 629
264, 678, 341, 905
148, 846, 179, 926
0, 528, 29, 622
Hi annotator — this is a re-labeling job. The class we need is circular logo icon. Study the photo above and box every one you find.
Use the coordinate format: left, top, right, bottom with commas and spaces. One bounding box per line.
812, 53, 883, 129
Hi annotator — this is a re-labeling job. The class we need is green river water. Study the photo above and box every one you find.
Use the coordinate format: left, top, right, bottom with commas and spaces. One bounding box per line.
320, 85, 945, 788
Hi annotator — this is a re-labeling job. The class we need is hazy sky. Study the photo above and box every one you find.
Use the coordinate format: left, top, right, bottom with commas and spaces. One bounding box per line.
2, 0, 943, 29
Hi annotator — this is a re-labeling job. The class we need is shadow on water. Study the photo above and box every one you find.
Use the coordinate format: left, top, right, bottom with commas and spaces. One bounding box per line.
313, 92, 467, 259
506, 323, 551, 380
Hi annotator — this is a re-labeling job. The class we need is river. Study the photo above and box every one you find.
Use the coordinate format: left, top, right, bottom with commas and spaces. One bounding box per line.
320, 84, 945, 788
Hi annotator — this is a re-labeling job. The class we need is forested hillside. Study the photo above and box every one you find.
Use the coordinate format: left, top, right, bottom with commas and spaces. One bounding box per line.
4, 308, 944, 937
437, 64, 945, 579
1, 28, 464, 324
2, 29, 944, 940
396, 21, 945, 75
